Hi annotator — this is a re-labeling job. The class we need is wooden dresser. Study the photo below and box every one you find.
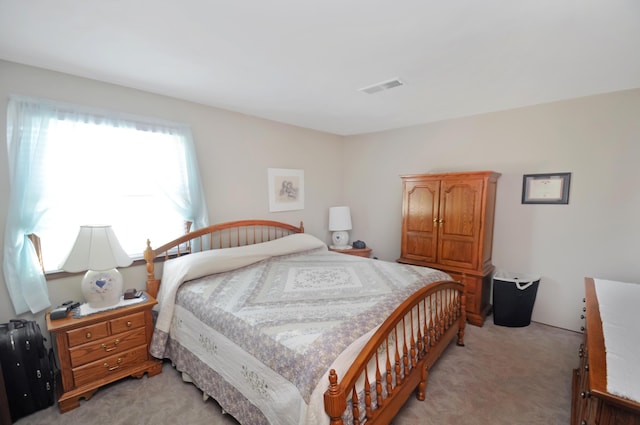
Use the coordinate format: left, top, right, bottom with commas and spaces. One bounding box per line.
46, 294, 162, 413
572, 278, 640, 425
397, 171, 500, 326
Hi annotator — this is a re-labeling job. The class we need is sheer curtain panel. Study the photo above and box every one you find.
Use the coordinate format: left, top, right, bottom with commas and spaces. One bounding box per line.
3, 96, 209, 315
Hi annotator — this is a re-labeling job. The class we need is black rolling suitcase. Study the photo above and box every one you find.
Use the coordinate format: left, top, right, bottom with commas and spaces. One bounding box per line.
0, 319, 55, 422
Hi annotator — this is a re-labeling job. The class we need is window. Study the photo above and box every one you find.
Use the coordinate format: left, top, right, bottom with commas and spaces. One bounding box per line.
4, 96, 209, 315
39, 120, 187, 270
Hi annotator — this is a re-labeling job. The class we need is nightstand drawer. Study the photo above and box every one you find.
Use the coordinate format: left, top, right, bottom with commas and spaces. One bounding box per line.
110, 312, 145, 334
72, 345, 149, 388
69, 327, 147, 368
66, 322, 109, 347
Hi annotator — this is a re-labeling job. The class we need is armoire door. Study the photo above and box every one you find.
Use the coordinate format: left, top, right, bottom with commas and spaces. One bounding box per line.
401, 179, 440, 263
437, 178, 484, 270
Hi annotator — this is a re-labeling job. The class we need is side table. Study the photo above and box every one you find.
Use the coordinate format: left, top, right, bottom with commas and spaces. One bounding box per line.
329, 247, 372, 258
46, 293, 162, 412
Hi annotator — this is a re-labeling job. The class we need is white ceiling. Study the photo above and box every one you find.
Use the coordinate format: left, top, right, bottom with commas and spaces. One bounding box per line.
1, 1, 639, 136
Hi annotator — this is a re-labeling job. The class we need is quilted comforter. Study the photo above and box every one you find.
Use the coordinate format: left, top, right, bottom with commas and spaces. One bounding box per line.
149, 233, 449, 425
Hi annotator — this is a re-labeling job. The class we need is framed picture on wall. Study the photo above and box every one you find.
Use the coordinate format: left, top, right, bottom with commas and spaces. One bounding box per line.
522, 172, 571, 204
268, 168, 304, 212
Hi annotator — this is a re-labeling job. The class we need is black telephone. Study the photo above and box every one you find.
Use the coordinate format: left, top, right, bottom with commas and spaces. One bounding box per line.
124, 288, 143, 299
49, 300, 81, 320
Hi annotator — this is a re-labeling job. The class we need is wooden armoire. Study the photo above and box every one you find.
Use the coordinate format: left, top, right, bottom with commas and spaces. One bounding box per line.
397, 171, 500, 326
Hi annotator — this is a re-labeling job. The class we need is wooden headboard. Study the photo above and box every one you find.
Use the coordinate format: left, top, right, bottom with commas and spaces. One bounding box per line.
143, 220, 304, 298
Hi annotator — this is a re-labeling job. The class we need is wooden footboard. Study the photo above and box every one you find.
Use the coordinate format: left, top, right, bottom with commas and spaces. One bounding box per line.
324, 280, 466, 425
143, 220, 304, 298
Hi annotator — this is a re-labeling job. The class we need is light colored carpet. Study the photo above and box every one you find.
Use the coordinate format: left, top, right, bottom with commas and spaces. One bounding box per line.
16, 320, 581, 425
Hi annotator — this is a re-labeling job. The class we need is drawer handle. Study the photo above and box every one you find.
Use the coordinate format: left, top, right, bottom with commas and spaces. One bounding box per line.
126, 321, 132, 327
101, 339, 120, 352
581, 391, 591, 399
85, 332, 92, 339
104, 358, 122, 371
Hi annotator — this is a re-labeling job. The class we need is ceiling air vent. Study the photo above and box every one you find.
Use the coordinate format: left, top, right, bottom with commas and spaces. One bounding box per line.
359, 78, 405, 94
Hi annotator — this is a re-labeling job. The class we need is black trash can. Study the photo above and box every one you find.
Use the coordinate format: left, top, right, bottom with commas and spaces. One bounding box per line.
492, 271, 540, 327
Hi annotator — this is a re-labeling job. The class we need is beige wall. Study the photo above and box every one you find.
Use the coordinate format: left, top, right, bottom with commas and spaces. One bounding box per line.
0, 60, 343, 326
343, 89, 640, 331
2, 59, 639, 333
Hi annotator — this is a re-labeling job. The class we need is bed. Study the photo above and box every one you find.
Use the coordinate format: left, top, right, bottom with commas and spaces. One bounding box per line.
143, 219, 466, 425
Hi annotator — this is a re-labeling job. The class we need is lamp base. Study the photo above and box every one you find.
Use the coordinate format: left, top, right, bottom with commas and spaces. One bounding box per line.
331, 231, 351, 250
82, 268, 123, 309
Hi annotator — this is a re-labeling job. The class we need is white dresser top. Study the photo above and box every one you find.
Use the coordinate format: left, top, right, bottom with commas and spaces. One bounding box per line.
594, 278, 640, 403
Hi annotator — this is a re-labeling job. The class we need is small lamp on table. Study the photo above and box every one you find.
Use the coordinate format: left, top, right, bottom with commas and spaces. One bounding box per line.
329, 206, 352, 250
61, 225, 133, 309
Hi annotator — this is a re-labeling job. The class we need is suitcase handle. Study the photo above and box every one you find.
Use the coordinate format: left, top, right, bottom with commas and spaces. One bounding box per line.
0, 319, 29, 331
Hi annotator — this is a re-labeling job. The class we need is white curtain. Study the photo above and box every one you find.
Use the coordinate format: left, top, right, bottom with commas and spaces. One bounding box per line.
3, 95, 209, 315
4, 99, 53, 314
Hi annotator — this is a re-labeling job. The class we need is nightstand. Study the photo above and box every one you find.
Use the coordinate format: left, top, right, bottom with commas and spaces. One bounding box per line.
46, 294, 162, 413
329, 247, 372, 258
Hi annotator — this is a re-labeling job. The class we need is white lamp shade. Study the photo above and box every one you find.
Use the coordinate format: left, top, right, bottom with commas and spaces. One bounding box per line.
329, 206, 352, 231
61, 225, 133, 272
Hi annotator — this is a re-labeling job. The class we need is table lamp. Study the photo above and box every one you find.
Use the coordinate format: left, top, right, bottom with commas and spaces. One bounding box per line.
329, 206, 352, 249
61, 225, 133, 308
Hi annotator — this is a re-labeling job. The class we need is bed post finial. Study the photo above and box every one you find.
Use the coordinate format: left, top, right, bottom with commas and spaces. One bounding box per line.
324, 369, 345, 425
144, 238, 160, 298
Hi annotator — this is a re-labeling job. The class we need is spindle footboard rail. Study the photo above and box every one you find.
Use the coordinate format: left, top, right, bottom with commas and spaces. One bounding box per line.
324, 281, 465, 425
